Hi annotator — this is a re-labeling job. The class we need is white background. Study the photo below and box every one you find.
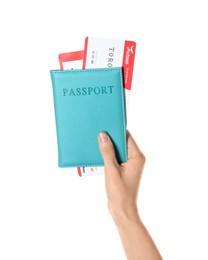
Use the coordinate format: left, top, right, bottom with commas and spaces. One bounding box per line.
0, 0, 208, 259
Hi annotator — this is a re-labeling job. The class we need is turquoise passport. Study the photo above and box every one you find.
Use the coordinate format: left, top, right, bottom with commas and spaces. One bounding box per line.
50, 67, 127, 167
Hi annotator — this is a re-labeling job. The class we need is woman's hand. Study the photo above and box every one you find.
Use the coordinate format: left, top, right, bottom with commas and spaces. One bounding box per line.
98, 130, 162, 260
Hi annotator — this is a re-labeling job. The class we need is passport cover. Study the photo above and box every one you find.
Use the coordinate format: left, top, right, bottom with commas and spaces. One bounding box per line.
50, 67, 127, 167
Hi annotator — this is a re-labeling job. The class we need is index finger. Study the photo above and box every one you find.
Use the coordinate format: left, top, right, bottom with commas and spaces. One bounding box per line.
126, 130, 145, 160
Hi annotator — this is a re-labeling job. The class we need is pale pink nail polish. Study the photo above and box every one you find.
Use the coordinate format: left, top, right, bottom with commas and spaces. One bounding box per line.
99, 132, 108, 143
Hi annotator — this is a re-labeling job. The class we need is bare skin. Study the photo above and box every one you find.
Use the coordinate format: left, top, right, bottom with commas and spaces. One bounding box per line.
98, 130, 162, 260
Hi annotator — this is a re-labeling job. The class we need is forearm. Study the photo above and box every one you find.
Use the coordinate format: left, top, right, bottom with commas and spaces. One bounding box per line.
112, 207, 162, 260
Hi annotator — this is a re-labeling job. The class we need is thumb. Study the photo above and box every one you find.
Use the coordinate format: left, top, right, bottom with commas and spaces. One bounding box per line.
98, 132, 119, 169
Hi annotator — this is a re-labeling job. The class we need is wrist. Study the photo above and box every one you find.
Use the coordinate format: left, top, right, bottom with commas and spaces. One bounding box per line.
108, 203, 141, 227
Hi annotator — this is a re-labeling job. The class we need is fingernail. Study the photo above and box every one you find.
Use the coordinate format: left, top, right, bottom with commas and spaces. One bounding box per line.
99, 132, 108, 143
